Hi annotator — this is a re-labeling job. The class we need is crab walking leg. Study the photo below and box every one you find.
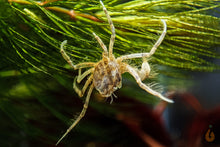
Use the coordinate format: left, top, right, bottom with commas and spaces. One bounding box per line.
119, 19, 167, 60
56, 84, 94, 146
92, 32, 108, 56
137, 58, 151, 81
60, 40, 75, 69
148, 19, 166, 56
60, 40, 96, 69
125, 64, 174, 103
100, 0, 115, 57
74, 62, 96, 69
73, 75, 93, 97
76, 68, 94, 83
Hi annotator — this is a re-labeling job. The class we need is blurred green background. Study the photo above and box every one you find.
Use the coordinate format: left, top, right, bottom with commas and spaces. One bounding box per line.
0, 0, 220, 146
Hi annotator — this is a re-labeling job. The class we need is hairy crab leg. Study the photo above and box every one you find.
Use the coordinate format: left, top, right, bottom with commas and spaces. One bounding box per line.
92, 32, 108, 56
73, 74, 93, 97
56, 84, 94, 145
60, 40, 96, 69
124, 63, 174, 103
100, 0, 115, 58
118, 19, 167, 61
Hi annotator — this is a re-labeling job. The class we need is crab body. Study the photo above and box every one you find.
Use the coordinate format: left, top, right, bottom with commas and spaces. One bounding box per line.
93, 56, 122, 97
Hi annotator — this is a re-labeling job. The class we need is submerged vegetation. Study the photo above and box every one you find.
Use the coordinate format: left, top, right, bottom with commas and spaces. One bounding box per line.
1, 0, 220, 73
0, 0, 219, 146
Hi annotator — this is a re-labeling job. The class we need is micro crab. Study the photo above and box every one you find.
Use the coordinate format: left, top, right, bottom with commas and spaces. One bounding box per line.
56, 0, 174, 145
